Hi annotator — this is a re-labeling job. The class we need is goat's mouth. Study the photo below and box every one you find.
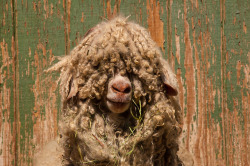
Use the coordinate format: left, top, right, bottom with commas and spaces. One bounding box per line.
108, 100, 129, 107
106, 98, 131, 113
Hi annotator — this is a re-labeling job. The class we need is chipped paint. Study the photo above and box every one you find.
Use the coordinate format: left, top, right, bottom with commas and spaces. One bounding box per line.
183, 0, 196, 152
0, 0, 249, 166
192, 15, 202, 166
175, 26, 180, 65
0, 40, 15, 166
105, 0, 121, 19
146, 0, 164, 50
176, 68, 185, 119
243, 21, 247, 34
166, 0, 173, 64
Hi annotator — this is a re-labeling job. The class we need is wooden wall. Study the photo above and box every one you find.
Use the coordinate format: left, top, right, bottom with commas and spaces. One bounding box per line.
0, 0, 249, 165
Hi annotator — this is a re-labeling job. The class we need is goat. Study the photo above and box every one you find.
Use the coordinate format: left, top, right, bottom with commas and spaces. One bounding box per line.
34, 16, 186, 166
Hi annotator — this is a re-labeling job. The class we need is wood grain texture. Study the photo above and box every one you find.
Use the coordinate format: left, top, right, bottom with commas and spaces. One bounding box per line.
15, 0, 65, 165
0, 0, 16, 165
0, 0, 249, 165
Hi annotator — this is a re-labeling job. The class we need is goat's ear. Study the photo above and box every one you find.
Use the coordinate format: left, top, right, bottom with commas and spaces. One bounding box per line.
159, 57, 178, 96
67, 77, 78, 99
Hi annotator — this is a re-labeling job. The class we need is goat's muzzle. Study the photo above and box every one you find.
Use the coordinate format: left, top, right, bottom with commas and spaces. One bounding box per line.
106, 74, 132, 113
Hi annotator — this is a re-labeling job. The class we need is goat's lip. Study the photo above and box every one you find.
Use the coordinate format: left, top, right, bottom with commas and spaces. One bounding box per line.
106, 97, 131, 113
107, 98, 130, 104
106, 99, 130, 113
107, 101, 128, 109
108, 99, 130, 106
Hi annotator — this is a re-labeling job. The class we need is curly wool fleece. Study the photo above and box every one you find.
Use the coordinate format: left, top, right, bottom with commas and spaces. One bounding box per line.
48, 16, 183, 166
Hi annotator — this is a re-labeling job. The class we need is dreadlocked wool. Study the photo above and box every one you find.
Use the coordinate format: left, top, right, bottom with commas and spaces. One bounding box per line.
45, 16, 183, 166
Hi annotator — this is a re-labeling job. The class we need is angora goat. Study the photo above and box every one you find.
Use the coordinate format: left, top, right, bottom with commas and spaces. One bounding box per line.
34, 16, 184, 166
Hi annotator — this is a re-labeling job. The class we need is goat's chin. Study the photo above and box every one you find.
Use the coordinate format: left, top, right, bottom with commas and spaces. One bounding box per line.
106, 100, 130, 113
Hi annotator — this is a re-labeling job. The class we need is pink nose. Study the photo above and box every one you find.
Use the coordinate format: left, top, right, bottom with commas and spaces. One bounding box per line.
111, 82, 131, 94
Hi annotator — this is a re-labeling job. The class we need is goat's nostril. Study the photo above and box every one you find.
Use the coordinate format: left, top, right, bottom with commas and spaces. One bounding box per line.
112, 86, 120, 92
124, 87, 131, 93
111, 83, 131, 94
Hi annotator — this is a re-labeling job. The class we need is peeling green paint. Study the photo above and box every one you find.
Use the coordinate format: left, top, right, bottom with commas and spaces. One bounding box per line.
0, 0, 249, 165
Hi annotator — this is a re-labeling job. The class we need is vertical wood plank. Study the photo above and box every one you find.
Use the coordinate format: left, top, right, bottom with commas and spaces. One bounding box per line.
171, 0, 229, 165
0, 0, 16, 165
14, 0, 65, 165
171, 0, 249, 165
223, 1, 249, 165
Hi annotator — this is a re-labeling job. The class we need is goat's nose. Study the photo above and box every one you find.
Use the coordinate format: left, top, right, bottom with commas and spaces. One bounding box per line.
111, 82, 131, 94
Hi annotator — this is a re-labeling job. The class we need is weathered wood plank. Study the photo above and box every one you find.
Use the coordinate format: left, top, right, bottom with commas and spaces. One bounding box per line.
170, 0, 249, 165
171, 0, 226, 165
13, 0, 65, 165
0, 0, 249, 165
0, 0, 16, 165
223, 1, 249, 165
